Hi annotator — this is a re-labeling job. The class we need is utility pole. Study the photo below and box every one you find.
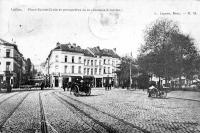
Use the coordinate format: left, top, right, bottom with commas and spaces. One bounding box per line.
130, 60, 132, 89
129, 52, 132, 89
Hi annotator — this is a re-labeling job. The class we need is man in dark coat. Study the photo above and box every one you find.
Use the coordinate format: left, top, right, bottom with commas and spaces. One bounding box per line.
41, 81, 45, 90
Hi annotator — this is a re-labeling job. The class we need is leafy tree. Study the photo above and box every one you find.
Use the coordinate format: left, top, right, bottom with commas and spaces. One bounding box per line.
138, 18, 200, 88
115, 56, 138, 88
25, 58, 37, 84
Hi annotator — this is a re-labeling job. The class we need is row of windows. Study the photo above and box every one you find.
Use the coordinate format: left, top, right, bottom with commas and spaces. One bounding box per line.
54, 65, 114, 75
84, 59, 117, 66
55, 55, 81, 63
84, 67, 114, 75
84, 68, 100, 75
54, 55, 118, 66
55, 65, 82, 74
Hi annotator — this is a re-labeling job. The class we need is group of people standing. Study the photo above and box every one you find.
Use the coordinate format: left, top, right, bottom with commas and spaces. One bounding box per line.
105, 79, 113, 91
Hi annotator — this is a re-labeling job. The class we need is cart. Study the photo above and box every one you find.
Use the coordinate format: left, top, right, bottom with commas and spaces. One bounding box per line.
70, 77, 92, 96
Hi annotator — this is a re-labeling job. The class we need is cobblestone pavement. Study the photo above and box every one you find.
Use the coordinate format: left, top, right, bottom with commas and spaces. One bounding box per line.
0, 88, 199, 133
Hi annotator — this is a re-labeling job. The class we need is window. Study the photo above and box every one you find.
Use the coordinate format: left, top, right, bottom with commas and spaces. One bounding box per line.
112, 61, 114, 66
65, 56, 67, 62
87, 68, 90, 75
64, 66, 67, 73
108, 59, 110, 65
6, 62, 10, 71
95, 60, 97, 66
72, 66, 74, 73
84, 68, 86, 75
79, 57, 81, 63
6, 49, 10, 57
99, 68, 101, 75
108, 67, 110, 74
91, 60, 93, 66
112, 69, 114, 73
99, 60, 101, 65
104, 67, 106, 74
87, 60, 90, 66
91, 68, 93, 75
84, 59, 86, 65
55, 55, 58, 62
78, 66, 81, 74
104, 59, 106, 64
95, 68, 97, 75
72, 56, 74, 63
55, 65, 58, 72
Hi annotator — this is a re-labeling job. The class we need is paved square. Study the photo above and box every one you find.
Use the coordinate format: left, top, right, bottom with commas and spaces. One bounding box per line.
0, 88, 200, 133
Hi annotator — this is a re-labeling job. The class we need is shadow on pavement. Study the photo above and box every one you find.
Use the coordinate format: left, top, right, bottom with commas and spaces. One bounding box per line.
168, 97, 200, 102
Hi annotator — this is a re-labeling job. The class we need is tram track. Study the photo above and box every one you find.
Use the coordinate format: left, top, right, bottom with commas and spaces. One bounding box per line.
53, 93, 108, 133
0, 92, 29, 130
39, 92, 49, 133
0, 92, 20, 106
54, 92, 150, 133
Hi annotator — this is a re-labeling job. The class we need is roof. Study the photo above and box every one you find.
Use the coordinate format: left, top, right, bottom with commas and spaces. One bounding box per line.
52, 43, 95, 57
0, 38, 24, 58
101, 48, 120, 58
46, 43, 120, 64
82, 49, 94, 57
54, 43, 84, 54
89, 46, 102, 56
88, 46, 120, 58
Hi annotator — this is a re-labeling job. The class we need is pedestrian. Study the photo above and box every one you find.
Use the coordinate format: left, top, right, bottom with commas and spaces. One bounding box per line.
105, 83, 107, 91
63, 82, 66, 91
0, 81, 2, 92
41, 81, 45, 90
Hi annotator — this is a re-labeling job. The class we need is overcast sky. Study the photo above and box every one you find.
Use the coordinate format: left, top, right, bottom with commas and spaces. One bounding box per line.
0, 0, 200, 65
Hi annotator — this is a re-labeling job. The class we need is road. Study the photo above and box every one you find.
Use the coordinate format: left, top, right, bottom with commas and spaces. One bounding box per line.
0, 88, 200, 133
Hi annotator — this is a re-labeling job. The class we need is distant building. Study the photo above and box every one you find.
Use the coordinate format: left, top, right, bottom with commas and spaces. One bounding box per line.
0, 38, 27, 88
44, 42, 120, 88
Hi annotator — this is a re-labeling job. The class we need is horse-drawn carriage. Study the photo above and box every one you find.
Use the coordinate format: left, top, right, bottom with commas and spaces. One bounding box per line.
148, 85, 167, 98
66, 76, 92, 96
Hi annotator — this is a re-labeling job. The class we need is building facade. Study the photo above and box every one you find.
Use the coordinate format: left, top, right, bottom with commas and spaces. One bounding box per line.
0, 39, 27, 88
45, 43, 120, 88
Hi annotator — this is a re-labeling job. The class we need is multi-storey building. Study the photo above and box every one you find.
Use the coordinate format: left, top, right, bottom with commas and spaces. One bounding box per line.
87, 47, 120, 87
0, 38, 27, 88
45, 42, 120, 88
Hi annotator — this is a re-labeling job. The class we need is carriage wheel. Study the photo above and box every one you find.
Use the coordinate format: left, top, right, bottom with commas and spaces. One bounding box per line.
161, 91, 167, 98
73, 85, 79, 96
151, 93, 156, 98
86, 88, 91, 96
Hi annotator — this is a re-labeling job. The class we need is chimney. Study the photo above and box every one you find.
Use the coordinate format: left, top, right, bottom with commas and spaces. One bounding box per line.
73, 43, 76, 47
56, 42, 60, 47
113, 48, 116, 52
